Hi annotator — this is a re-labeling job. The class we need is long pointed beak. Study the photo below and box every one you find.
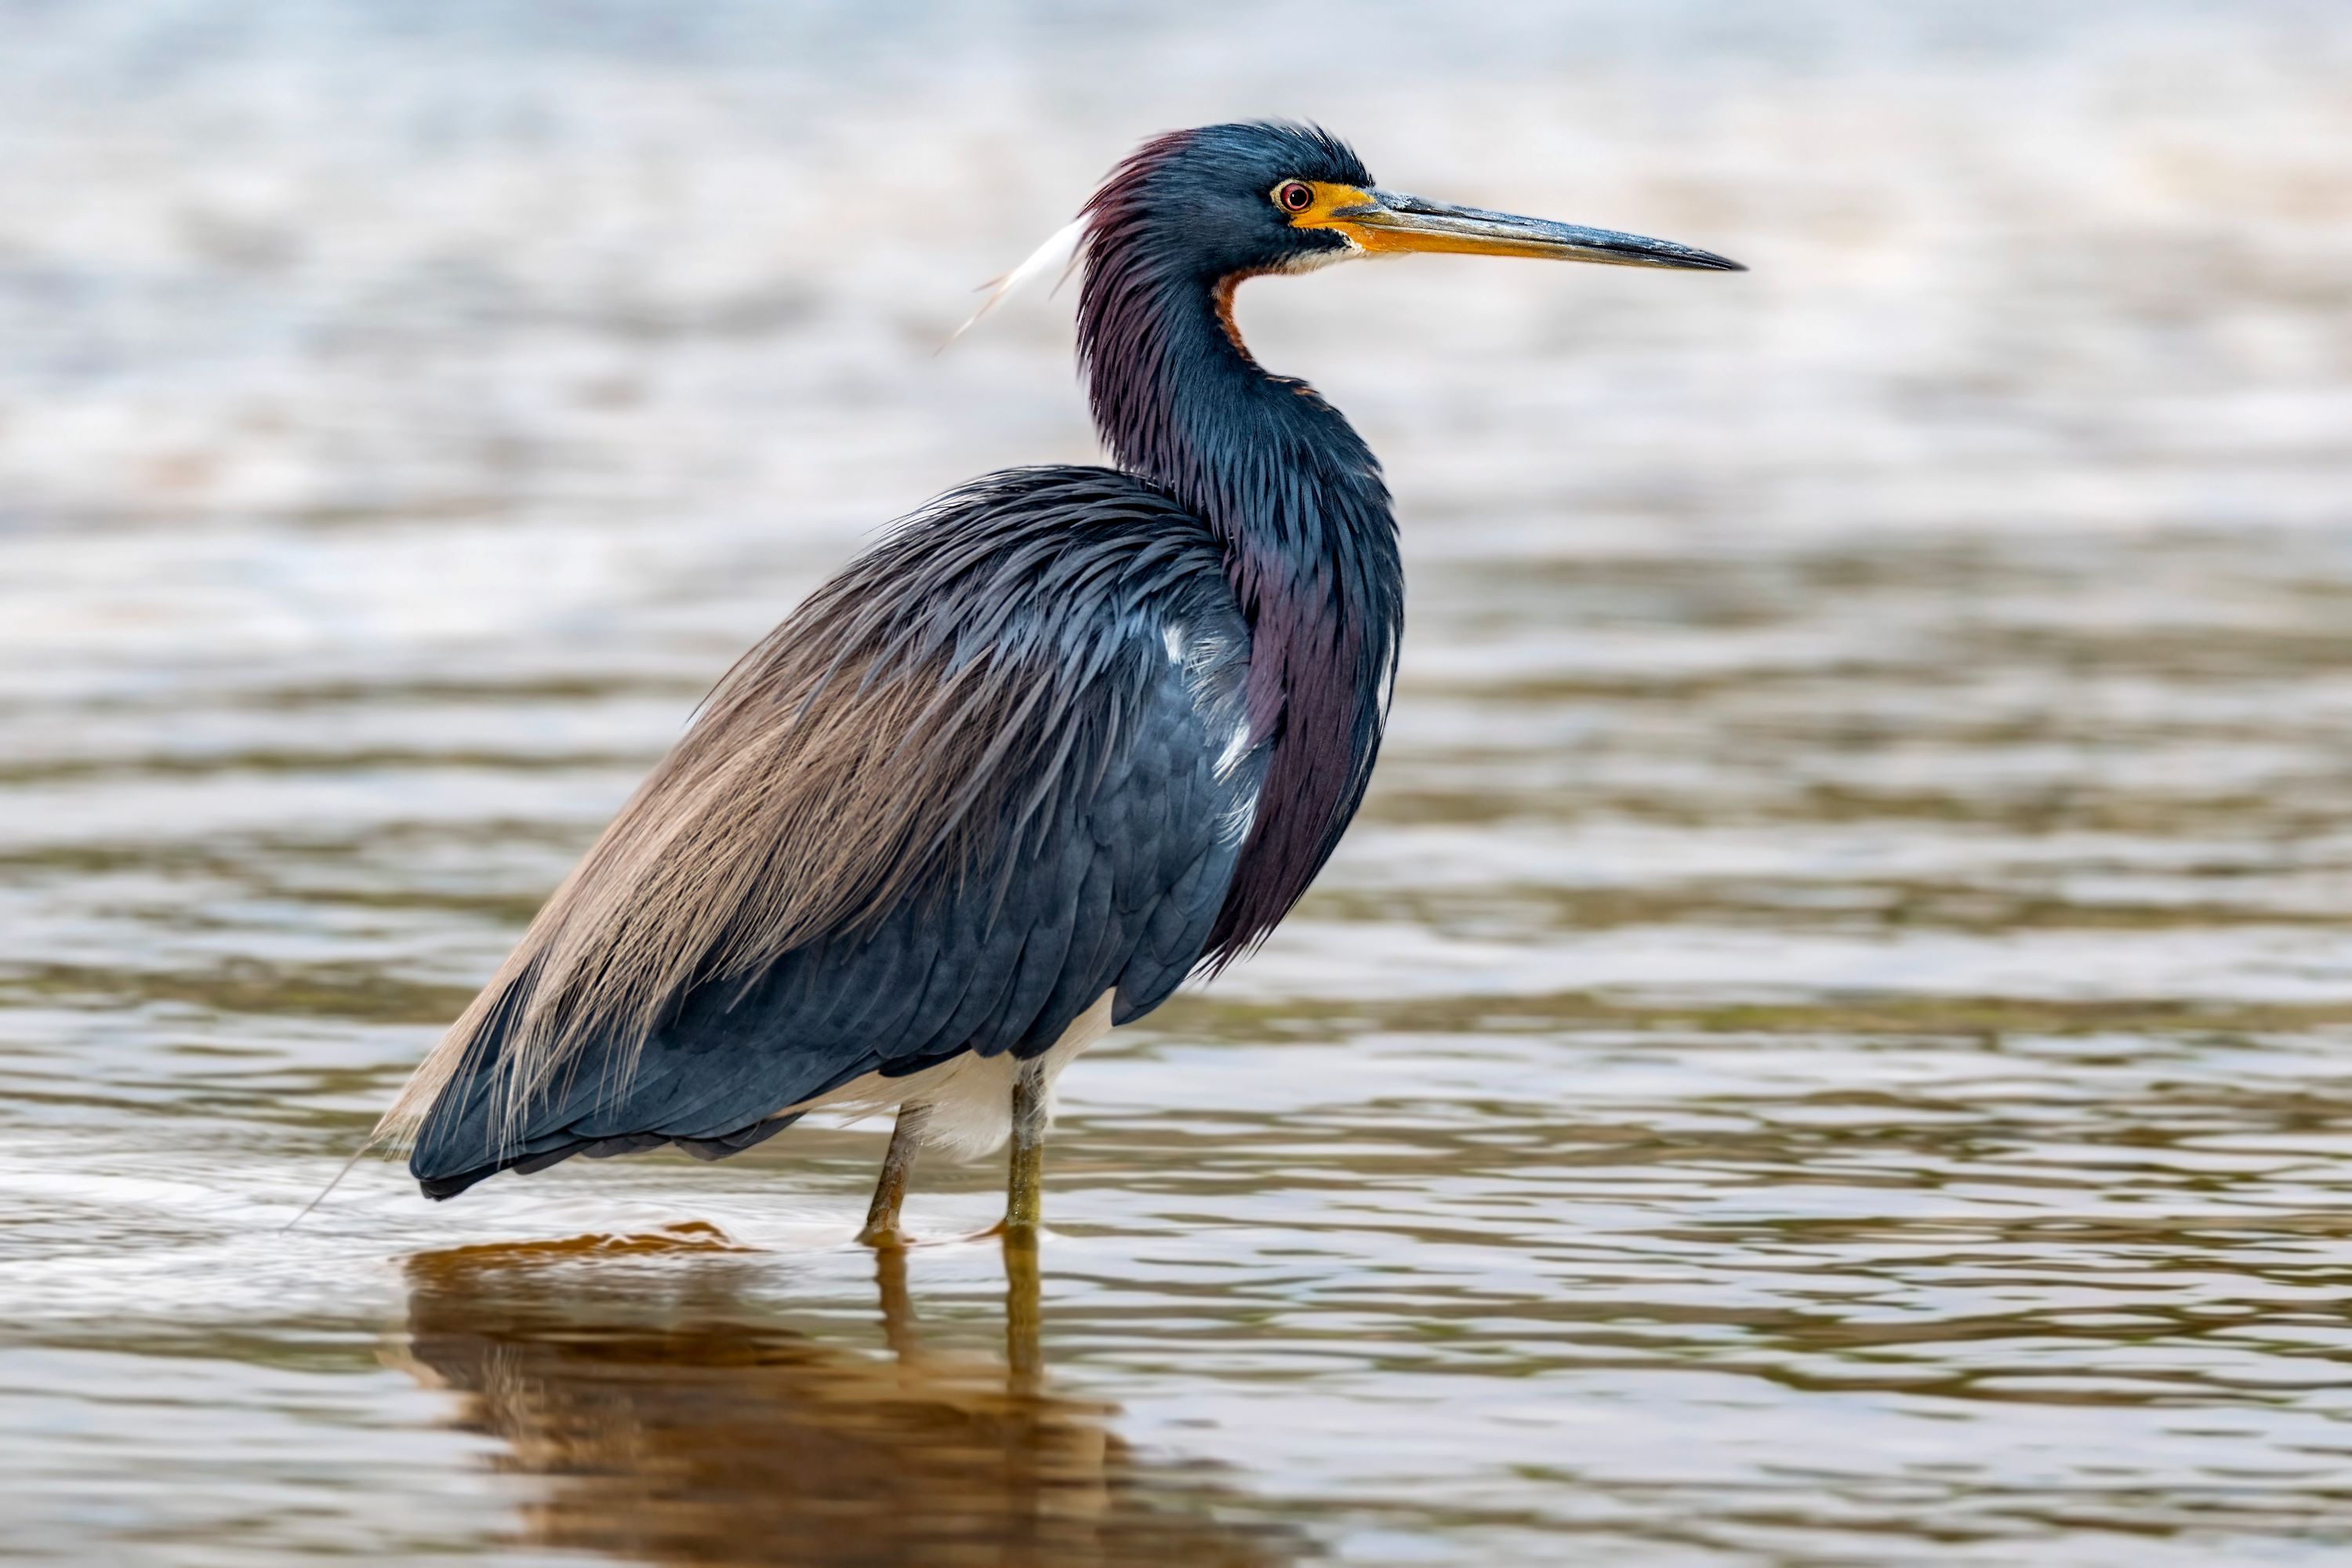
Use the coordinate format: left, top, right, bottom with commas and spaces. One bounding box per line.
1327, 189, 1743, 271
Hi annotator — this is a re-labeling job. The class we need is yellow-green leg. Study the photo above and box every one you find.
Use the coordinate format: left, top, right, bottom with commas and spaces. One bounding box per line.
1005, 1058, 1048, 1234
855, 1101, 930, 1247
1002, 1058, 1048, 1381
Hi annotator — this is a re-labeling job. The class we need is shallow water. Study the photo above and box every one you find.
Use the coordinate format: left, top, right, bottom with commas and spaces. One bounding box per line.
7, 2, 2352, 1564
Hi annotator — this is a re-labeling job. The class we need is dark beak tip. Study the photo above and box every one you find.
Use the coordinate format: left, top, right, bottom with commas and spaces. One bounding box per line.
1674, 246, 1745, 273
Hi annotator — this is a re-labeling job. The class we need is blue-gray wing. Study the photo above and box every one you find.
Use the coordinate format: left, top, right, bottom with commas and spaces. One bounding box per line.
398, 468, 1264, 1197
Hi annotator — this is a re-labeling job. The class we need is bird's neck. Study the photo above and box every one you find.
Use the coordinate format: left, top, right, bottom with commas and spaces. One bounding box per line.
1080, 269, 1404, 960
1084, 268, 1366, 500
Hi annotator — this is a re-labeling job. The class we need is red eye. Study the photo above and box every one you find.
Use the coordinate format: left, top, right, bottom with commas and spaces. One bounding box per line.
1276, 180, 1314, 213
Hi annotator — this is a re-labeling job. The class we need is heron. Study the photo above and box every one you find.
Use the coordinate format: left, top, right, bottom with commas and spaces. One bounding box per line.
378, 122, 1739, 1243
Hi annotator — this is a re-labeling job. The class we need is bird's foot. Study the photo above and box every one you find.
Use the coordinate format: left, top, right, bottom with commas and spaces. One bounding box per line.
859, 1222, 1027, 1249
936, 1218, 1046, 1245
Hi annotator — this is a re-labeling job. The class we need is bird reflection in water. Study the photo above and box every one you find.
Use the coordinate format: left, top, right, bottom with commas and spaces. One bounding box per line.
390, 1229, 1296, 1568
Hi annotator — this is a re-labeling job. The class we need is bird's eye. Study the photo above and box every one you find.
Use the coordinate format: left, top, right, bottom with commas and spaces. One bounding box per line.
1275, 180, 1315, 214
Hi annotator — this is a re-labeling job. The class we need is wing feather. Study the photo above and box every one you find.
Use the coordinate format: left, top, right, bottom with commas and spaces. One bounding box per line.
394, 466, 1267, 1196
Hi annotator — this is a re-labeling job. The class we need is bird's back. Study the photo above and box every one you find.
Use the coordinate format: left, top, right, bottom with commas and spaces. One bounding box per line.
390, 466, 1266, 1196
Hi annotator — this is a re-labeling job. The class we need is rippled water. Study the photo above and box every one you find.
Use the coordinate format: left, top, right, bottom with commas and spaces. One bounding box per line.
7, 2, 2352, 1563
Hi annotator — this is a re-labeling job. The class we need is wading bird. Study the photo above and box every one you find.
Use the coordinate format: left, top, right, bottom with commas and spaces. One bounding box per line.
381, 122, 1738, 1241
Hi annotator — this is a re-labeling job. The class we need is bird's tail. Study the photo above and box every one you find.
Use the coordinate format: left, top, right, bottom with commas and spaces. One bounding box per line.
286, 959, 539, 1225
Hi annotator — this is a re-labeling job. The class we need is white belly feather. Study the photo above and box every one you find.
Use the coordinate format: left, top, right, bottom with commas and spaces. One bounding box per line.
775, 989, 1116, 1159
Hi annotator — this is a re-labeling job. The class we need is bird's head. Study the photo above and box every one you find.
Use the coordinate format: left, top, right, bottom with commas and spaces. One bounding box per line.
949, 122, 1739, 354
1086, 120, 1744, 285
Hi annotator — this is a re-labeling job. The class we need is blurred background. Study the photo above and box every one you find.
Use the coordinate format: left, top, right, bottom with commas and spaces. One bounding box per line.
5, 2, 2352, 1564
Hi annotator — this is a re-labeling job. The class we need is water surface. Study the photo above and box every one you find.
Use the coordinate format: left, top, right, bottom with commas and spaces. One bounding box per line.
6, 3, 2352, 1563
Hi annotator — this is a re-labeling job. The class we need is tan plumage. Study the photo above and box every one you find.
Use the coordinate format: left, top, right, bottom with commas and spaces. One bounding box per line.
377, 520, 1061, 1153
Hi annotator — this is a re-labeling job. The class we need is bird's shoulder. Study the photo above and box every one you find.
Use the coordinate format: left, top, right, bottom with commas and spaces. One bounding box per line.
833, 464, 1236, 640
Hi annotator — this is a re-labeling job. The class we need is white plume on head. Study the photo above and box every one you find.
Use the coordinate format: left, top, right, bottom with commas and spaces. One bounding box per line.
942, 216, 1088, 350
